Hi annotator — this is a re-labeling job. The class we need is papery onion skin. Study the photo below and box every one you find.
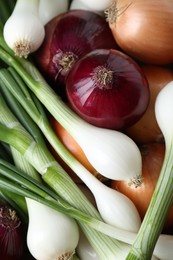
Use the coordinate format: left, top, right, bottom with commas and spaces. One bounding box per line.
34, 10, 118, 99
66, 48, 149, 130
108, 0, 173, 65
0, 204, 24, 260
111, 143, 173, 230
125, 65, 173, 144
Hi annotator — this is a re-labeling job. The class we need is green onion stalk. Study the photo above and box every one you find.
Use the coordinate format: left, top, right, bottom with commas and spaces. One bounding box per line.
0, 134, 28, 221
0, 84, 131, 258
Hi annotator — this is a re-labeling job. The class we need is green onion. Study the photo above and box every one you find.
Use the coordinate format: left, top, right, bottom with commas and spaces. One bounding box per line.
0, 82, 129, 259
3, 0, 45, 58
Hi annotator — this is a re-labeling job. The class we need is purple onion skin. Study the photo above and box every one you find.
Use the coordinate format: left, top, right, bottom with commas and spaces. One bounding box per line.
0, 205, 24, 260
66, 49, 150, 130
34, 10, 118, 99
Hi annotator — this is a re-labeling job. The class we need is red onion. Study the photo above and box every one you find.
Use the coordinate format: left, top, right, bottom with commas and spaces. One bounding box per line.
0, 204, 24, 260
66, 49, 150, 130
34, 10, 118, 99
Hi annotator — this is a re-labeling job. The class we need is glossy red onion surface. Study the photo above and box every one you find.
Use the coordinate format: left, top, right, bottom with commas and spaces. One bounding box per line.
0, 204, 24, 260
66, 49, 150, 130
34, 10, 118, 99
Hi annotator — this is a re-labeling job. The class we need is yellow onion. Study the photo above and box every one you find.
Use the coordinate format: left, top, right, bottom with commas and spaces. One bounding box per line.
107, 0, 173, 65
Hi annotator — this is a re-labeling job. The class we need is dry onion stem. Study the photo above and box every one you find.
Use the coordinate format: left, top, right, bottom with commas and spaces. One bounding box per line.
105, 1, 133, 24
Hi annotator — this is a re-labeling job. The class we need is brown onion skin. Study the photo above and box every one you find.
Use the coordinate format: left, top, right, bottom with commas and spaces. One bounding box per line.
125, 65, 173, 144
108, 0, 173, 65
111, 143, 173, 230
34, 10, 118, 99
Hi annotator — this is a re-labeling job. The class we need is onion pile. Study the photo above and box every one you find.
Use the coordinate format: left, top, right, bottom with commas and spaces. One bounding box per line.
2, 1, 173, 259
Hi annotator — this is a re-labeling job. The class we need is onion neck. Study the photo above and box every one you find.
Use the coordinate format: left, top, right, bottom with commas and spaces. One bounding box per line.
93, 65, 113, 89
128, 174, 143, 188
52, 49, 78, 77
105, 1, 133, 24
0, 205, 21, 230
13, 0, 40, 14
105, 1, 118, 24
58, 251, 75, 260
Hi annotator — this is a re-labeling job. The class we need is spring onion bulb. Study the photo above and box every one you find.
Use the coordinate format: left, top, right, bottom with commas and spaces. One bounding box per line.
3, 0, 45, 58
155, 81, 173, 142
70, 0, 103, 15
78, 0, 113, 12
27, 199, 79, 260
77, 230, 100, 260
70, 0, 92, 11
153, 234, 173, 260
94, 185, 141, 232
11, 147, 79, 260
38, 0, 68, 26
76, 163, 141, 232
60, 122, 142, 182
